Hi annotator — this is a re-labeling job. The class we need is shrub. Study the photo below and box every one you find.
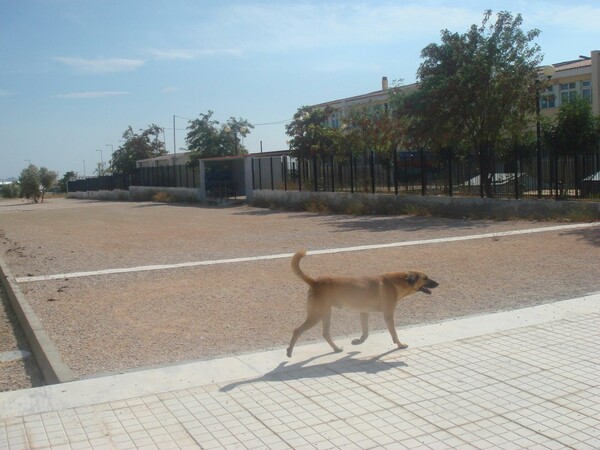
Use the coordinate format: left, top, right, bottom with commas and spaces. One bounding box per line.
152, 191, 173, 203
0, 183, 20, 198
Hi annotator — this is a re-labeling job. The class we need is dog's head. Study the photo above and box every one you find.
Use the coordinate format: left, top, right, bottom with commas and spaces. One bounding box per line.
406, 271, 439, 295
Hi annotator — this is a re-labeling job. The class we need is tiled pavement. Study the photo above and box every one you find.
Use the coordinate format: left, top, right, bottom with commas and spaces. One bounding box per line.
1, 293, 599, 449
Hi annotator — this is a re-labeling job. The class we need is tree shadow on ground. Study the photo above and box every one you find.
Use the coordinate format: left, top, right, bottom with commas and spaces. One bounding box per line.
560, 227, 600, 247
219, 348, 407, 392
233, 207, 493, 234
313, 215, 489, 234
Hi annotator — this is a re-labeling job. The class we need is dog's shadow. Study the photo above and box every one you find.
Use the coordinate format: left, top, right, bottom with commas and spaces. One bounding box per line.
220, 348, 407, 392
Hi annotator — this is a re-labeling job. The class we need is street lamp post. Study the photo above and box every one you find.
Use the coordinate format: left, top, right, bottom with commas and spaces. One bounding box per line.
96, 149, 104, 176
536, 65, 556, 199
224, 125, 247, 155
96, 149, 103, 164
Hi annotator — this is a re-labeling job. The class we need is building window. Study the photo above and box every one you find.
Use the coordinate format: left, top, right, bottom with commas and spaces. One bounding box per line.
582, 80, 592, 103
541, 86, 555, 109
330, 113, 339, 128
560, 82, 577, 104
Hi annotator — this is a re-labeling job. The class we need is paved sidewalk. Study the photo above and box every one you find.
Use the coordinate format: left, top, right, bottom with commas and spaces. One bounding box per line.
1, 294, 599, 449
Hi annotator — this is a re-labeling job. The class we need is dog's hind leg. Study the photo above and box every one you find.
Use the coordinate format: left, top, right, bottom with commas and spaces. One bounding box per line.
287, 296, 324, 357
384, 310, 408, 349
352, 313, 370, 345
322, 308, 343, 353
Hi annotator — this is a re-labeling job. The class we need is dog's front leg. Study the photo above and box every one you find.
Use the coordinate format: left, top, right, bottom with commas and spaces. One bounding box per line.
352, 313, 370, 345
322, 308, 343, 353
384, 311, 408, 349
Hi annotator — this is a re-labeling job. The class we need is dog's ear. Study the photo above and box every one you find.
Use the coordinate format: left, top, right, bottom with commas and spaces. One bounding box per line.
407, 273, 418, 286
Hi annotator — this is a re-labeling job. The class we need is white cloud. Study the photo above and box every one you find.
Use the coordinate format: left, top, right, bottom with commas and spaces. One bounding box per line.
54, 57, 145, 73
201, 3, 481, 54
527, 4, 600, 32
53, 91, 130, 99
145, 48, 241, 60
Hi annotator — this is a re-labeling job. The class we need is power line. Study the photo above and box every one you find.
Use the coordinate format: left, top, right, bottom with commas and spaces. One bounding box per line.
254, 119, 292, 126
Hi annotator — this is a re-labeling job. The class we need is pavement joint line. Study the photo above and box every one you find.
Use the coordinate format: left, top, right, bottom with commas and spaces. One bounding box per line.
15, 222, 600, 283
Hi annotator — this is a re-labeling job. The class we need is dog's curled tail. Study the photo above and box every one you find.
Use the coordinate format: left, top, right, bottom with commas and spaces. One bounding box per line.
291, 249, 315, 286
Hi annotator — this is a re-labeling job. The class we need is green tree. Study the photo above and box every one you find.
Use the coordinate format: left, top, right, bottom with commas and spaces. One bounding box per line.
391, 10, 543, 197
342, 106, 399, 157
19, 165, 41, 202
285, 106, 339, 158
110, 124, 166, 174
94, 162, 110, 176
39, 167, 58, 202
545, 96, 600, 157
222, 116, 254, 156
0, 182, 20, 198
18, 165, 57, 203
58, 171, 77, 193
186, 111, 253, 163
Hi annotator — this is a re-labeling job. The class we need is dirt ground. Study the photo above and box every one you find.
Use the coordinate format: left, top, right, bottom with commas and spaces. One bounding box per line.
0, 197, 599, 386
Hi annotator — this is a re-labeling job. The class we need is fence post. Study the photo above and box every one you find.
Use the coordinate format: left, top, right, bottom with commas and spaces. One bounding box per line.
370, 150, 375, 194
331, 154, 335, 192
258, 158, 263, 190
448, 147, 453, 197
350, 153, 354, 193
393, 147, 398, 195
514, 147, 520, 200
420, 149, 426, 196
479, 151, 484, 198
270, 157, 274, 190
313, 155, 318, 192
198, 160, 206, 201
554, 154, 559, 200
283, 156, 288, 191
251, 158, 255, 190
298, 159, 302, 191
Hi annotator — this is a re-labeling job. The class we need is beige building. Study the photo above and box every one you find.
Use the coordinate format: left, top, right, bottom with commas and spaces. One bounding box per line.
540, 50, 600, 116
136, 152, 190, 168
310, 77, 417, 128
310, 50, 600, 123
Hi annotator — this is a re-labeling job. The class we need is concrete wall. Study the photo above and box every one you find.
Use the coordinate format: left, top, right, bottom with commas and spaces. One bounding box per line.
67, 187, 202, 203
251, 189, 600, 221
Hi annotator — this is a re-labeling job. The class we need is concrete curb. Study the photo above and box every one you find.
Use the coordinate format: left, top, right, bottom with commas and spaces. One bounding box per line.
0, 256, 74, 384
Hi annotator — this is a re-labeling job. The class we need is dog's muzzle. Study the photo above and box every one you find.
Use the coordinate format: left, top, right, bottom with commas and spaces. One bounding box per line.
419, 279, 439, 295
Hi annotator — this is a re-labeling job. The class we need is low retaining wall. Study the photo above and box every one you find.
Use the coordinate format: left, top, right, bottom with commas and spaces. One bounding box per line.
251, 190, 600, 221
67, 189, 130, 201
67, 187, 202, 203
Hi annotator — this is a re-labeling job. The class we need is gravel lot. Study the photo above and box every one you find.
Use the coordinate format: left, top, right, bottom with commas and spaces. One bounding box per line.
1, 197, 599, 386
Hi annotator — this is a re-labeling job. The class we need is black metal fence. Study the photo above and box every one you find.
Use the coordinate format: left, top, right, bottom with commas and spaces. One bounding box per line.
68, 165, 200, 192
252, 150, 600, 200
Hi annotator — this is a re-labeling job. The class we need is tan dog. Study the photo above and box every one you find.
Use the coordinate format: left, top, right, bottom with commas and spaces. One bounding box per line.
287, 250, 438, 357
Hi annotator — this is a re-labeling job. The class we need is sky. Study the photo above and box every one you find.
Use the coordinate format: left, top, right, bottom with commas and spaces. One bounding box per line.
1, 0, 600, 180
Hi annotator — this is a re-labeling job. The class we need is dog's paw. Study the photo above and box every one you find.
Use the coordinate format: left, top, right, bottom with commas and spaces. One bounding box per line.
286, 348, 293, 358
334, 347, 343, 353
351, 338, 364, 345
396, 343, 408, 349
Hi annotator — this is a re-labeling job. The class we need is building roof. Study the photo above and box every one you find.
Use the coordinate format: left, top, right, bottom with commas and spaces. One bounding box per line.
136, 152, 189, 163
553, 57, 592, 72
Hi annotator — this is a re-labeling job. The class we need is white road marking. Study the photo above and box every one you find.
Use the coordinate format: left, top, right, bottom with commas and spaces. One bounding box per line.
0, 350, 31, 362
15, 222, 599, 283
